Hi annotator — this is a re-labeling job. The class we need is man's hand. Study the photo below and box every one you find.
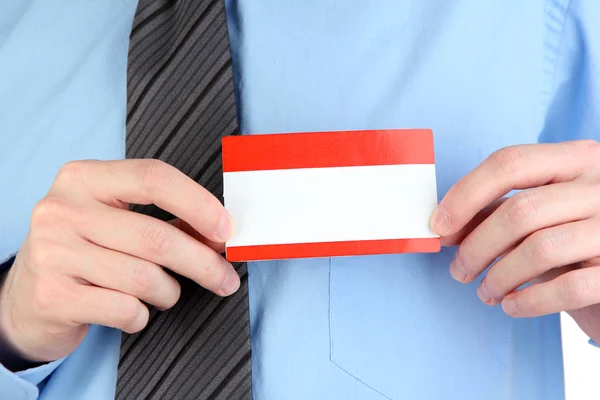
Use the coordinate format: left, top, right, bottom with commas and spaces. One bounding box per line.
0, 159, 239, 363
431, 140, 600, 342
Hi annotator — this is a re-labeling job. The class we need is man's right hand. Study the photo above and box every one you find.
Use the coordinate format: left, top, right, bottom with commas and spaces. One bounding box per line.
0, 159, 239, 364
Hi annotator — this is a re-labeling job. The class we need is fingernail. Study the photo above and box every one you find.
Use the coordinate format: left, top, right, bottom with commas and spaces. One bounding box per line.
430, 206, 451, 236
502, 297, 517, 316
216, 211, 234, 242
449, 256, 467, 282
221, 270, 240, 295
477, 280, 491, 304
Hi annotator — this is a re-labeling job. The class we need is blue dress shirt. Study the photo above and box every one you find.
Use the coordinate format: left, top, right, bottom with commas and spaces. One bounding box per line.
1, 1, 599, 399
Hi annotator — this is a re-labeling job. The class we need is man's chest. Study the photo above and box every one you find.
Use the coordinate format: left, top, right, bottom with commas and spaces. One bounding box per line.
233, 0, 556, 192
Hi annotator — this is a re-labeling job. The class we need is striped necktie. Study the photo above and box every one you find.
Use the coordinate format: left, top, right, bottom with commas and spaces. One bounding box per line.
116, 1, 252, 399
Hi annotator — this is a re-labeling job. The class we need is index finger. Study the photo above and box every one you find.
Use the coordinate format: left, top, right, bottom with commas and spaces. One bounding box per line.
51, 159, 233, 243
430, 140, 596, 236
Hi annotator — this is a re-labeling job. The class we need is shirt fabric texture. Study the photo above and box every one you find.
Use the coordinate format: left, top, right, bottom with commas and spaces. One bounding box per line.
1, 1, 600, 399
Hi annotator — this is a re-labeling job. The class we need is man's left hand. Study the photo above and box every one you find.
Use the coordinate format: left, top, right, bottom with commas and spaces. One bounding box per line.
431, 140, 600, 343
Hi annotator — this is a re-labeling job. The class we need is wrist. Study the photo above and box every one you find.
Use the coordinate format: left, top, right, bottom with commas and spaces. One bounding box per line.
0, 328, 41, 372
0, 259, 40, 371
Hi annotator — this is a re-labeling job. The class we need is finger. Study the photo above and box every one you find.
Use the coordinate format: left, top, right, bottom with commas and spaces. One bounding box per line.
535, 264, 580, 285
66, 285, 150, 334
78, 204, 240, 296
71, 243, 181, 310
452, 183, 596, 283
50, 159, 234, 243
440, 198, 507, 247
168, 218, 225, 253
480, 218, 600, 305
502, 266, 600, 317
431, 140, 598, 236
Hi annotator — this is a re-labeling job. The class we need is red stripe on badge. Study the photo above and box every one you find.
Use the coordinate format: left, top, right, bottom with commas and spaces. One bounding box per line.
226, 238, 441, 262
222, 129, 434, 172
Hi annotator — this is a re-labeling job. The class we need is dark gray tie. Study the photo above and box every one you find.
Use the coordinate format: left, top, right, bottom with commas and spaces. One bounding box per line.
117, 1, 252, 399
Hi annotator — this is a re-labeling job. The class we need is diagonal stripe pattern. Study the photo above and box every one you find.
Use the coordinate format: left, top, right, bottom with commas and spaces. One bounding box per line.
117, 1, 252, 399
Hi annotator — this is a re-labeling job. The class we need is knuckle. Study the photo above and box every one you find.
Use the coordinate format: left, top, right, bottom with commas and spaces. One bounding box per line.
580, 139, 600, 172
140, 223, 171, 257
54, 160, 96, 188
561, 276, 598, 307
198, 252, 226, 287
526, 230, 561, 265
457, 242, 478, 276
29, 242, 61, 270
528, 294, 542, 316
136, 159, 173, 192
31, 197, 68, 227
129, 261, 159, 296
201, 251, 222, 274
526, 231, 559, 270
55, 161, 87, 186
490, 146, 522, 175
504, 192, 538, 226
580, 139, 600, 152
193, 191, 211, 215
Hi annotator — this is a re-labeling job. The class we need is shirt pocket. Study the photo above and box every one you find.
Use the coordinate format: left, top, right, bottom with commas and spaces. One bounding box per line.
329, 249, 512, 400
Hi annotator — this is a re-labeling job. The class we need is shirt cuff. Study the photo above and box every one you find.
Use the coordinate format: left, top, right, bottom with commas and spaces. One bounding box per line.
1, 253, 66, 398
0, 254, 16, 274
0, 358, 64, 400
588, 339, 600, 348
